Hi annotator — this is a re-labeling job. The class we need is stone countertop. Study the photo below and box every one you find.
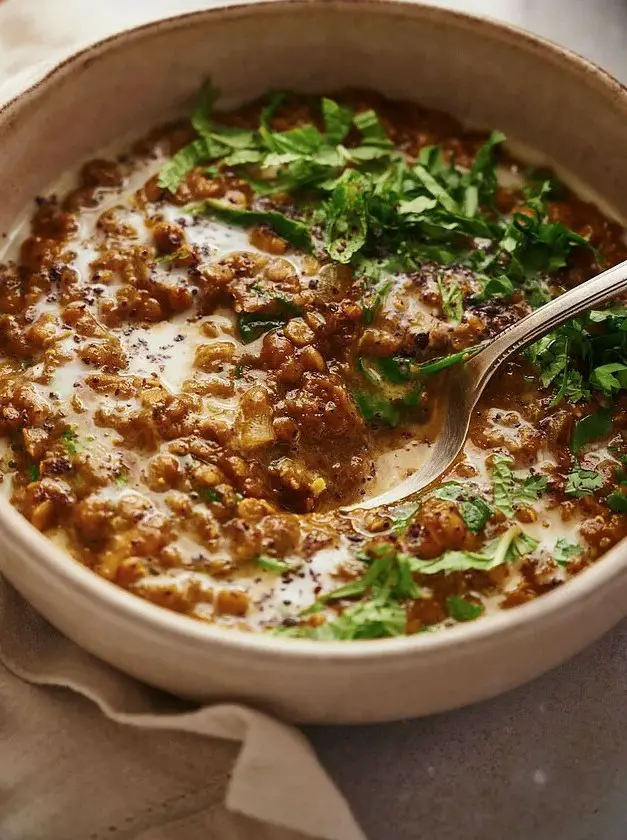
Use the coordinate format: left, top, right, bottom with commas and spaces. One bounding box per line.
1, 2, 627, 839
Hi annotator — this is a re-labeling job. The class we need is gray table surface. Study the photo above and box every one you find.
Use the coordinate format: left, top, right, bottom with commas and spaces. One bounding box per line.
308, 2, 627, 839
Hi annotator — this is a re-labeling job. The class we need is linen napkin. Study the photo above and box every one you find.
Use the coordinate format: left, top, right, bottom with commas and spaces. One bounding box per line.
0, 4, 365, 839
0, 579, 364, 840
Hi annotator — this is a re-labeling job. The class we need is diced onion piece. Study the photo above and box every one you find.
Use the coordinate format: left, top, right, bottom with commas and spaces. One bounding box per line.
311, 477, 327, 497
239, 385, 276, 452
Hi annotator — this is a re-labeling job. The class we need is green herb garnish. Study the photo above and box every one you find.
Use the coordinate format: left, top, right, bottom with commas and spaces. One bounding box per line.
199, 487, 223, 503
406, 525, 537, 575
61, 427, 81, 456
191, 199, 312, 251
571, 408, 613, 454
255, 555, 291, 574
564, 468, 603, 497
553, 538, 584, 567
446, 595, 485, 622
432, 482, 492, 532
437, 275, 463, 324
490, 455, 547, 517
605, 454, 627, 512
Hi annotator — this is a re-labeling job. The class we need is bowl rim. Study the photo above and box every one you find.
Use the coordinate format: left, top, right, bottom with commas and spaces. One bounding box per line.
2, 0, 627, 665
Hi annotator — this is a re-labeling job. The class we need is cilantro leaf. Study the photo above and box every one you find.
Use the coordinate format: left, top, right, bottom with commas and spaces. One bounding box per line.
323, 170, 371, 263
590, 363, 627, 395
353, 109, 392, 147
362, 277, 392, 325
353, 390, 403, 427
466, 130, 506, 203
298, 543, 421, 639
607, 491, 627, 512
437, 274, 463, 324
571, 408, 613, 453
446, 595, 485, 622
459, 497, 493, 532
199, 487, 222, 504
553, 538, 583, 567
391, 504, 420, 534
193, 199, 312, 251
491, 455, 547, 517
238, 311, 292, 344
413, 164, 458, 213
158, 138, 217, 192
416, 346, 482, 376
406, 525, 535, 575
61, 427, 81, 456
255, 555, 291, 574
475, 274, 514, 301
191, 79, 218, 138
432, 482, 492, 532
322, 98, 353, 145
564, 468, 603, 497
318, 600, 408, 640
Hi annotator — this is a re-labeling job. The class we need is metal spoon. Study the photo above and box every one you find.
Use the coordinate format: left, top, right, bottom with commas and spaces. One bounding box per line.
352, 257, 627, 511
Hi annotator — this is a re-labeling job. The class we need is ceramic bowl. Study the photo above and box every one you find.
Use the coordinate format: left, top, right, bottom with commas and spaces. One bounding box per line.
2, 0, 627, 724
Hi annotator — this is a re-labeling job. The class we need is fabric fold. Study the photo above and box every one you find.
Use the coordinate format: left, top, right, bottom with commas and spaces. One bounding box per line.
0, 579, 365, 840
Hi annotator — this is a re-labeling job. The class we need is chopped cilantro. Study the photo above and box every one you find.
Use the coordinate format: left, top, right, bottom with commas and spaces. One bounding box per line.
437, 274, 463, 324
305, 543, 422, 611
354, 356, 422, 427
61, 427, 81, 456
284, 599, 408, 640
322, 97, 353, 145
528, 307, 627, 408
407, 525, 537, 575
446, 595, 485, 622
391, 503, 420, 534
255, 555, 291, 574
190, 78, 219, 139
360, 264, 393, 325
416, 346, 482, 376
291, 543, 424, 640
192, 199, 312, 251
199, 487, 222, 503
607, 491, 627, 512
571, 408, 613, 454
490, 455, 547, 517
238, 312, 289, 344
353, 390, 404, 427
154, 247, 191, 264
432, 482, 492, 532
353, 109, 393, 147
238, 298, 301, 343
323, 170, 370, 263
158, 138, 216, 193
590, 363, 627, 395
553, 538, 583, 567
474, 274, 514, 301
564, 468, 603, 497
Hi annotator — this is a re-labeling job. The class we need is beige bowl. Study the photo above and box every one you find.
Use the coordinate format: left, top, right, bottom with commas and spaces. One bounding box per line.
2, 0, 627, 724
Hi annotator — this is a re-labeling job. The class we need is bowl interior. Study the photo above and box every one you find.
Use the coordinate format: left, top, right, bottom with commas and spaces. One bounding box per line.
2, 1, 627, 723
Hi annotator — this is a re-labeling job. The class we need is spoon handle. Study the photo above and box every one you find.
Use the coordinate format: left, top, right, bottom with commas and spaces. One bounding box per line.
469, 256, 627, 387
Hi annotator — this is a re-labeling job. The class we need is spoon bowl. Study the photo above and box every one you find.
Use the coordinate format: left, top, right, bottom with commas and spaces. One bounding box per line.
352, 255, 627, 511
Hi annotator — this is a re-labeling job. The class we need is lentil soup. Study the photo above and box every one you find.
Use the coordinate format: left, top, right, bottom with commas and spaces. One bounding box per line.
2, 87, 627, 640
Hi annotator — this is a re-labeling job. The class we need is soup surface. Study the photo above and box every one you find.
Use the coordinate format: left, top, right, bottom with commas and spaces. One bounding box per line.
2, 87, 627, 639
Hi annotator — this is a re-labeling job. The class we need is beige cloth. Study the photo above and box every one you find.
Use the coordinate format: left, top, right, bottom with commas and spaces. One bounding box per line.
0, 3, 365, 839
0, 580, 364, 840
